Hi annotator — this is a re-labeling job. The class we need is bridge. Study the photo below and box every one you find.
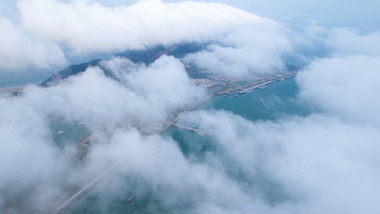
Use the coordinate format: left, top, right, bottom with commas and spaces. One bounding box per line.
172, 123, 208, 136
54, 164, 117, 214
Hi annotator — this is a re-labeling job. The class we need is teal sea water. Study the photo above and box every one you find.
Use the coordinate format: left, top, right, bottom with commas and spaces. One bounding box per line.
51, 121, 89, 148
202, 78, 310, 121
0, 72, 52, 88
64, 78, 311, 213
171, 78, 310, 158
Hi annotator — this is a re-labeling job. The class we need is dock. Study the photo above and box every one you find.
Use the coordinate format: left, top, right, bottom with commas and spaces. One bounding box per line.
216, 71, 297, 96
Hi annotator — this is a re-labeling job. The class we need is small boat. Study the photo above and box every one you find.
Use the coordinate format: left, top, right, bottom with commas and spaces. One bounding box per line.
126, 195, 135, 204
56, 130, 64, 135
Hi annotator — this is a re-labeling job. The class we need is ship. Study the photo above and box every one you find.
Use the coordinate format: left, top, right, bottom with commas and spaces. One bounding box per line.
126, 195, 135, 204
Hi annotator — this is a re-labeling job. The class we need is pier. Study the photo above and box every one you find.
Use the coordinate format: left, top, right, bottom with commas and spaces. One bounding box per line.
216, 71, 297, 96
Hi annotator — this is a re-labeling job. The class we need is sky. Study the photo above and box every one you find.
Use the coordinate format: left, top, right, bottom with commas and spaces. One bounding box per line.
0, 0, 380, 213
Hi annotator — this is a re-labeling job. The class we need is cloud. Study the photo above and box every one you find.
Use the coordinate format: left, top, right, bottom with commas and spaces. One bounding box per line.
73, 39, 380, 213
292, 26, 380, 125
0, 18, 67, 72
284, 25, 380, 67
189, 0, 380, 29
0, 55, 206, 213
177, 44, 380, 211
101, 55, 206, 111
0, 90, 83, 212
88, 129, 258, 213
297, 55, 380, 125
1, 0, 380, 213
1, 0, 295, 76
172, 21, 380, 214
179, 109, 380, 214
326, 28, 380, 57
184, 23, 293, 78
17, 0, 265, 54
26, 55, 205, 133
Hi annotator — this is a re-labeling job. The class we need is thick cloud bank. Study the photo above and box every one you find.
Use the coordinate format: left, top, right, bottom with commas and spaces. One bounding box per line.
298, 55, 380, 125
2, 39, 380, 213
1, 0, 380, 213
0, 55, 206, 213
174, 37, 380, 213
17, 0, 266, 54
1, 0, 292, 76
0, 18, 66, 72
178, 109, 380, 214
184, 23, 292, 78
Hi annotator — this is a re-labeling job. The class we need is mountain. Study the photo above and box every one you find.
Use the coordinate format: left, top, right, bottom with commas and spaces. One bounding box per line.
40, 43, 206, 87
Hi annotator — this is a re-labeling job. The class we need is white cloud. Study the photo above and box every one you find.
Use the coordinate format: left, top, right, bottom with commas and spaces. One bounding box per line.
173, 21, 380, 214
297, 55, 380, 125
26, 55, 205, 133
293, 26, 380, 125
180, 110, 380, 214
0, 55, 206, 212
101, 55, 205, 111
286, 25, 380, 67
184, 23, 292, 78
88, 129, 257, 213
326, 28, 380, 57
181, 0, 380, 29
17, 0, 265, 54
180, 44, 380, 210
0, 18, 67, 72
1, 0, 295, 75
1, 0, 380, 213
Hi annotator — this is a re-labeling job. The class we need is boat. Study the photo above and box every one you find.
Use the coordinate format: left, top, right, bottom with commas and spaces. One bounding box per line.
126, 195, 135, 204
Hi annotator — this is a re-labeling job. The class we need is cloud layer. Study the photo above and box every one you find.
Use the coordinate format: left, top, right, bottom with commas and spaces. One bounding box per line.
0, 18, 66, 72
0, 55, 206, 213
17, 0, 263, 53
0, 0, 379, 213
298, 55, 380, 125
184, 23, 292, 78
2, 37, 379, 213
1, 0, 293, 77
